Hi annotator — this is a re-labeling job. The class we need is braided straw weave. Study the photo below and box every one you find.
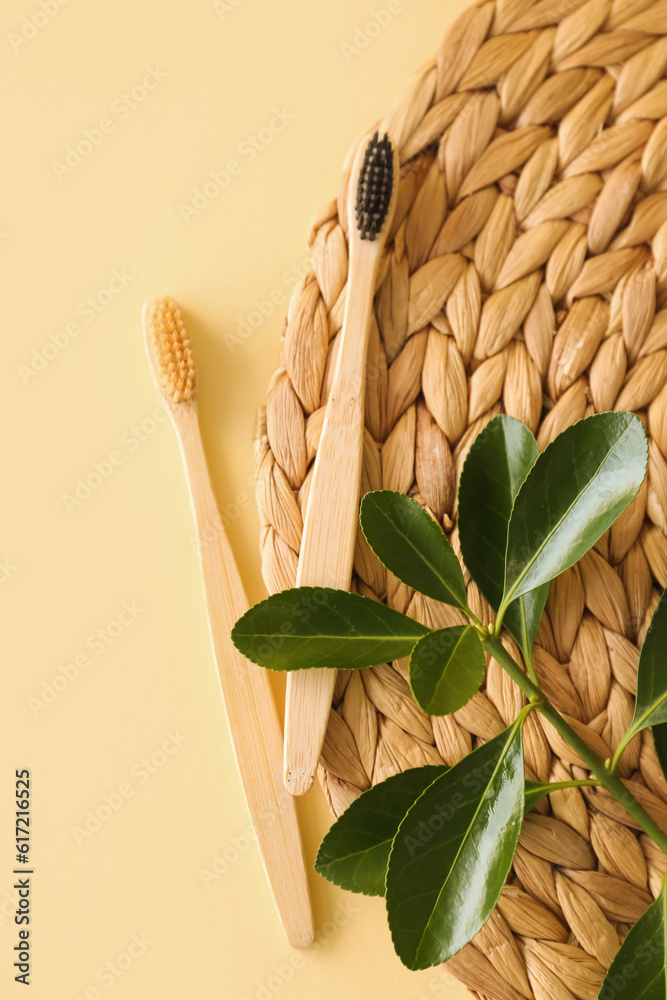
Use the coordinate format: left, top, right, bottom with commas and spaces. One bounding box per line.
254, 1, 667, 996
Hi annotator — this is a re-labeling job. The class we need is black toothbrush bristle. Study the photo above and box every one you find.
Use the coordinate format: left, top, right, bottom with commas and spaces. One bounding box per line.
356, 131, 394, 241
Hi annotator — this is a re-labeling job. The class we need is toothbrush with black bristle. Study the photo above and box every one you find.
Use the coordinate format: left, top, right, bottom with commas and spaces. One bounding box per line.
284, 130, 399, 796
142, 296, 313, 947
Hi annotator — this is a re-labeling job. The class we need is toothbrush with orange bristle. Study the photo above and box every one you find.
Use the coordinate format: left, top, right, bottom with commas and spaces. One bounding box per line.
142, 297, 313, 949
283, 131, 399, 795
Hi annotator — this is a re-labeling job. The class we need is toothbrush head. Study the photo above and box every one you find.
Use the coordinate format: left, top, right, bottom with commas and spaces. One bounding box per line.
142, 296, 196, 404
355, 131, 395, 242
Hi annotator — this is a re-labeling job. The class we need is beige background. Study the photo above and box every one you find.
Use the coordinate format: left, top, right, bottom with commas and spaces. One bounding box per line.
2, 0, 471, 996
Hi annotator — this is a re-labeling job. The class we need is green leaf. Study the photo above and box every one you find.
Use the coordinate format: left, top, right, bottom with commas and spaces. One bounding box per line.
503, 413, 647, 609
386, 724, 525, 969
314, 765, 447, 896
653, 724, 667, 785
459, 414, 538, 609
360, 491, 468, 610
507, 587, 550, 665
316, 767, 548, 896
231, 587, 429, 671
458, 414, 547, 657
598, 879, 666, 1000
408, 626, 485, 716
629, 591, 667, 736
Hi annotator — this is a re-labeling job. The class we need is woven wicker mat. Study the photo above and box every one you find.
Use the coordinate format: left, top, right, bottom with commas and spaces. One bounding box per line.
254, 2, 667, 997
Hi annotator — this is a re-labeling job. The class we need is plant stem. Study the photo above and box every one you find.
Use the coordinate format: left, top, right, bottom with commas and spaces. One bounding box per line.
537, 779, 600, 793
523, 645, 538, 686
484, 635, 667, 856
610, 729, 635, 774
464, 605, 483, 629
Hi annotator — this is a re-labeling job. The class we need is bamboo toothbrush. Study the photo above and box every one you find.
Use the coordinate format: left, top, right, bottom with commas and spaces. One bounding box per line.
284, 131, 399, 796
142, 297, 313, 948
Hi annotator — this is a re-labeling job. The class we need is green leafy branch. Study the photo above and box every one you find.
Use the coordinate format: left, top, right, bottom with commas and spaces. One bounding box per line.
232, 411, 667, 994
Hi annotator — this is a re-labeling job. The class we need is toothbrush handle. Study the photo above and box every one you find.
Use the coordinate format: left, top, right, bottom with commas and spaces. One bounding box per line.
284, 242, 378, 796
174, 403, 313, 948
